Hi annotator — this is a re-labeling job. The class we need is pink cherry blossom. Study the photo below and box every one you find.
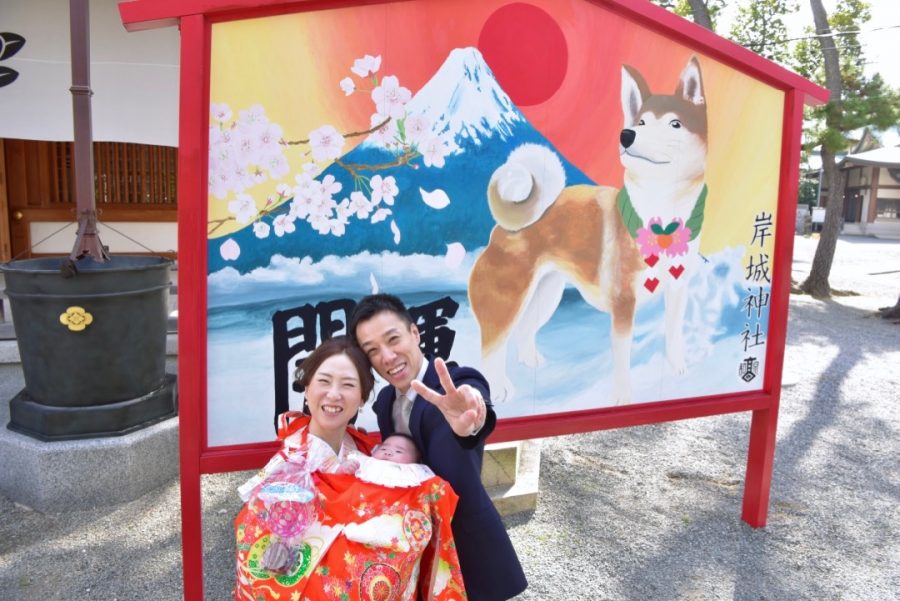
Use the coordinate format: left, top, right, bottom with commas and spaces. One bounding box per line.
340, 77, 355, 96
264, 154, 289, 180
250, 167, 266, 185
238, 104, 268, 134
208, 164, 234, 200
351, 54, 381, 78
292, 172, 317, 203
302, 162, 322, 177
273, 214, 296, 237
210, 103, 232, 123
309, 213, 331, 235
372, 76, 411, 120
252, 221, 271, 239
370, 175, 398, 206
228, 193, 257, 225
348, 191, 372, 219
404, 114, 431, 144
420, 135, 451, 168
319, 174, 343, 199
309, 125, 345, 161
329, 201, 351, 236
256, 123, 283, 162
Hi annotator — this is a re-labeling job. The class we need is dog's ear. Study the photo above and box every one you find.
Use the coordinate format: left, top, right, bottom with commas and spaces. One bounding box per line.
676, 56, 705, 106
621, 65, 650, 128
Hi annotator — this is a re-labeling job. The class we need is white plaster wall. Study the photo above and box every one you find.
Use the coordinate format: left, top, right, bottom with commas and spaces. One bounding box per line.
0, 0, 180, 147
30, 221, 177, 254
876, 168, 900, 192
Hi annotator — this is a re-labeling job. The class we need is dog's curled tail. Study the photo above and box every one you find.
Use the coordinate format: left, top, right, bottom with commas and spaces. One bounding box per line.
487, 143, 566, 232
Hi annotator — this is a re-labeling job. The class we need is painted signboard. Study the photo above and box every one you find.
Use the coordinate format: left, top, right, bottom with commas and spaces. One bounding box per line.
203, 0, 785, 447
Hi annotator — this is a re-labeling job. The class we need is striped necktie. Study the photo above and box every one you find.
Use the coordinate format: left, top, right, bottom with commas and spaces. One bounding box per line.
393, 389, 414, 435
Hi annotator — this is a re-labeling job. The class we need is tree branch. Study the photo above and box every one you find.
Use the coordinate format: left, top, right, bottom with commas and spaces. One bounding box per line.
283, 117, 391, 146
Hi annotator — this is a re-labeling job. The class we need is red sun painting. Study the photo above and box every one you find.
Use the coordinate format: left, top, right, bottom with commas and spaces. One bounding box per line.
477, 3, 568, 106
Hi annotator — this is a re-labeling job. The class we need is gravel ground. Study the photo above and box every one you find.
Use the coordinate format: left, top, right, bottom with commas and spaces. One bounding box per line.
0, 234, 898, 601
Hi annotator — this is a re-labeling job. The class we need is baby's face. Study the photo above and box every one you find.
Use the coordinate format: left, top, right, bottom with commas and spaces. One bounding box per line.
372, 436, 419, 464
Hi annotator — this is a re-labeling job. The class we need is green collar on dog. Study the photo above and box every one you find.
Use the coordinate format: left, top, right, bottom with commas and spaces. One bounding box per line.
617, 184, 707, 241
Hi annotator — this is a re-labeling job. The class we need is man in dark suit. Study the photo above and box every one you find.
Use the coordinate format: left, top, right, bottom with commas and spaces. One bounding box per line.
349, 294, 527, 601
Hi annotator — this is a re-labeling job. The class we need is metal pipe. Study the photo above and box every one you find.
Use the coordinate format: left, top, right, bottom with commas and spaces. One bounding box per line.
69, 0, 109, 263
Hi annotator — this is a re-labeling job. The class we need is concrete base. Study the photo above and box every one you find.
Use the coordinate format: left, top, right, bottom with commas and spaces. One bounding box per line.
0, 412, 179, 512
481, 439, 542, 516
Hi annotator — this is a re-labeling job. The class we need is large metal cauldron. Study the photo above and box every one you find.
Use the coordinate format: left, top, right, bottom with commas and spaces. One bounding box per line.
2, 256, 177, 440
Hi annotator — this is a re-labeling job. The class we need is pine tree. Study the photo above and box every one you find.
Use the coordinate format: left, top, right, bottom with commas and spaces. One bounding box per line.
730, 0, 797, 64
794, 0, 900, 297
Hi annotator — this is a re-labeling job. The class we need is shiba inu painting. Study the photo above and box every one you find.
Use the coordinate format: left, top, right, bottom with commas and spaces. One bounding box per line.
468, 56, 709, 404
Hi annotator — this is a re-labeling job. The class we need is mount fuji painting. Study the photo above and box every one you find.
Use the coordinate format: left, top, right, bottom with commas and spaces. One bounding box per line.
207, 47, 592, 274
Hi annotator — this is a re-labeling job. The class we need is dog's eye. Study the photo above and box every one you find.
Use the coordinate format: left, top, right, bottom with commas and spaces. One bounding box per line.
669, 119, 682, 129
637, 119, 645, 126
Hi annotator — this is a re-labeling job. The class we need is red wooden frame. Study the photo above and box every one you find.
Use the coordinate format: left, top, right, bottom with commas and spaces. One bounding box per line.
119, 1, 827, 598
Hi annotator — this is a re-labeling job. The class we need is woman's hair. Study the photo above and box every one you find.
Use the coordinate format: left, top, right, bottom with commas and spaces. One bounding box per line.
294, 335, 375, 402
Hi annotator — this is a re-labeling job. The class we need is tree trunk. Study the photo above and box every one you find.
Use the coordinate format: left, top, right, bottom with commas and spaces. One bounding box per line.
801, 148, 845, 297
800, 0, 844, 298
881, 294, 900, 320
687, 0, 713, 30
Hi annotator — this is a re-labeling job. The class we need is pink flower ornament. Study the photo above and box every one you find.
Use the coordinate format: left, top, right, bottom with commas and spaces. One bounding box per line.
636, 217, 692, 258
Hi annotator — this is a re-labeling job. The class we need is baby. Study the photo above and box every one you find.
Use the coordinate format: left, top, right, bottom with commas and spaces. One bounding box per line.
370, 432, 421, 464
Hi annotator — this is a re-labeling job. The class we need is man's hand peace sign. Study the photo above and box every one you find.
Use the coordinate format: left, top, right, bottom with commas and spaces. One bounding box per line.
410, 357, 487, 437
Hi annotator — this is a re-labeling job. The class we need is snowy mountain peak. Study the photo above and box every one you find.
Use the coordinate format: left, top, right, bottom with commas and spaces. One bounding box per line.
404, 46, 523, 146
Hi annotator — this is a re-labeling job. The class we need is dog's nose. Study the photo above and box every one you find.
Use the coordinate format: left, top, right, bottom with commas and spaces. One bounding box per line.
620, 129, 635, 148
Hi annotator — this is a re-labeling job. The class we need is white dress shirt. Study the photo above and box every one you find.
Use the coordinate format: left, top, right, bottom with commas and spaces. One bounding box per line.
392, 359, 429, 435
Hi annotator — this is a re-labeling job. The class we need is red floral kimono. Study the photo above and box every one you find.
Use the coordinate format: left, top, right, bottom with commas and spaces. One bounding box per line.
234, 414, 466, 601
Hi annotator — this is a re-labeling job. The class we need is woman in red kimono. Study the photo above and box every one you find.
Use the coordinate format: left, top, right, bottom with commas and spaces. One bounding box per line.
234, 337, 466, 601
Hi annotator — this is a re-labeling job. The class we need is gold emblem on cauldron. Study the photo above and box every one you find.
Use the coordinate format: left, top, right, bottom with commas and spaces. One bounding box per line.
59, 306, 93, 332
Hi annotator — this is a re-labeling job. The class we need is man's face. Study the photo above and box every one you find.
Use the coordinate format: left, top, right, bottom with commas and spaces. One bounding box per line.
355, 310, 424, 392
372, 435, 419, 464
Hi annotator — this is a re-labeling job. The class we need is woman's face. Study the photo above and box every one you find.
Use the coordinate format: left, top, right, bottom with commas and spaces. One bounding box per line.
305, 353, 363, 438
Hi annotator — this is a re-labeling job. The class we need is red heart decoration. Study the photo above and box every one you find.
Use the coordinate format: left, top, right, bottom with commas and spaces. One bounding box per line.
644, 277, 659, 293
669, 265, 685, 279
644, 254, 659, 267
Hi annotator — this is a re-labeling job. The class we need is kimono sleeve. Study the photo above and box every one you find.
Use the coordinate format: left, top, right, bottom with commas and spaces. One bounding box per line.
418, 477, 467, 601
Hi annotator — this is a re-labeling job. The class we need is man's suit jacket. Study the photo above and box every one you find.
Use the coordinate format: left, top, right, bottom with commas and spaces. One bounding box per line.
372, 359, 527, 601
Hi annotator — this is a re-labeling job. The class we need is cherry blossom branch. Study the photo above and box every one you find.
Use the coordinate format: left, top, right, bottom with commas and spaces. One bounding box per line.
208, 197, 290, 233
208, 217, 234, 236
283, 117, 391, 146
335, 149, 420, 183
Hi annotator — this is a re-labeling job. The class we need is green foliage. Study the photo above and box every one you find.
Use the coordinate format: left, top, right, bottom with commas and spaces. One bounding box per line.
797, 178, 819, 206
650, 0, 726, 29
793, 0, 900, 154
793, 0, 870, 84
730, 0, 798, 65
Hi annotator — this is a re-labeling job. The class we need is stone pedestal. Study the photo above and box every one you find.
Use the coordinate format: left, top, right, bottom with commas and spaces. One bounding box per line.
0, 405, 178, 512
481, 439, 542, 516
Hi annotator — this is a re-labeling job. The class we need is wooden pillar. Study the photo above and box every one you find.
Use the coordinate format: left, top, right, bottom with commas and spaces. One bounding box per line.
867, 167, 880, 223
0, 140, 11, 262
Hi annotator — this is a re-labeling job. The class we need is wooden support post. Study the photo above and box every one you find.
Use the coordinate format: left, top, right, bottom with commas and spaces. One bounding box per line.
177, 13, 208, 601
